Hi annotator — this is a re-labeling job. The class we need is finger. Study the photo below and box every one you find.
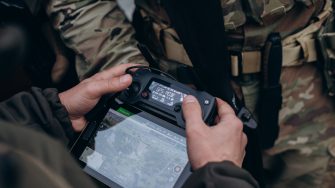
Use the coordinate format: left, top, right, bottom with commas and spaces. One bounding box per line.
216, 98, 235, 120
91, 63, 140, 80
182, 95, 205, 130
88, 74, 132, 98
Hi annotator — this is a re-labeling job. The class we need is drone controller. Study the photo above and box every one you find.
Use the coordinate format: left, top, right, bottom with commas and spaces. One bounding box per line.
118, 67, 217, 128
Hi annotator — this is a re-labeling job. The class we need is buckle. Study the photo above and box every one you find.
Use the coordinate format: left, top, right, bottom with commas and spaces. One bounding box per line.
231, 51, 262, 77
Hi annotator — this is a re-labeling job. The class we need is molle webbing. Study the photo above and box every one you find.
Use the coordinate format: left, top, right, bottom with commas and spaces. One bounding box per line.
223, 0, 296, 29
136, 0, 332, 78
231, 0, 332, 76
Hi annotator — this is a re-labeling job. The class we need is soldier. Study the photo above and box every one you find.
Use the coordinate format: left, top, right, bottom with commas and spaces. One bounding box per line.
31, 0, 148, 80
25, 0, 335, 187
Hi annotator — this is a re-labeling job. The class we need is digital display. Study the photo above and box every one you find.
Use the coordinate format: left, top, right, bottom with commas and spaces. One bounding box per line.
148, 81, 187, 107
79, 108, 188, 188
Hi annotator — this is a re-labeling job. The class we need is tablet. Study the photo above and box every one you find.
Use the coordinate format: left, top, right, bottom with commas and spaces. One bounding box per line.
71, 99, 192, 188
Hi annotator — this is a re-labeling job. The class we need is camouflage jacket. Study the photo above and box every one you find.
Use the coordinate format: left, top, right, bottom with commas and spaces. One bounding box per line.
23, 0, 335, 187
136, 0, 332, 73
23, 0, 333, 82
25, 0, 148, 80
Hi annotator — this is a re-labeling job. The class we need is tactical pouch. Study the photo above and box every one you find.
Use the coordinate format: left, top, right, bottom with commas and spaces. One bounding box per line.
261, 0, 295, 25
318, 12, 335, 96
133, 9, 165, 60
157, 26, 193, 67
241, 0, 264, 24
138, 9, 193, 68
220, 0, 246, 30
240, 0, 295, 26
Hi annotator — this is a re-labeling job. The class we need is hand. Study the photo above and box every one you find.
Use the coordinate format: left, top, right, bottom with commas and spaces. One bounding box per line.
59, 64, 137, 132
182, 96, 247, 170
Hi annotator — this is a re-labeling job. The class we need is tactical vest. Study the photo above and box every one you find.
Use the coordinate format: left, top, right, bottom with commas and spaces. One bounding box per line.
135, 0, 334, 92
134, 0, 335, 154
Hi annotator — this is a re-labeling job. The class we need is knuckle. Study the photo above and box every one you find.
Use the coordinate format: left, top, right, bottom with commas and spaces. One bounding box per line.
235, 120, 244, 131
220, 106, 234, 115
111, 77, 121, 87
218, 104, 234, 115
219, 114, 244, 132
107, 79, 113, 88
223, 114, 238, 124
106, 78, 120, 90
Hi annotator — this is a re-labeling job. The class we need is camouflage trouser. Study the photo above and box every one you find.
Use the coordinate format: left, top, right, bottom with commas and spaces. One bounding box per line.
243, 63, 335, 188
46, 0, 147, 80
272, 64, 335, 188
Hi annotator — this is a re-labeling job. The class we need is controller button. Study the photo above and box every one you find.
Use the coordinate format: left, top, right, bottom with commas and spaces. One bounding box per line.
174, 105, 181, 112
241, 111, 252, 122
204, 99, 210, 105
141, 91, 149, 99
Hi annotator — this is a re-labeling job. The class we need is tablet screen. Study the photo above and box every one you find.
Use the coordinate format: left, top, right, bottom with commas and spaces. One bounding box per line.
79, 107, 189, 188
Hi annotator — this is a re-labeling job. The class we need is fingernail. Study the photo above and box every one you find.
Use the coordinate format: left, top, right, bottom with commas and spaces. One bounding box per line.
184, 95, 196, 103
120, 75, 130, 83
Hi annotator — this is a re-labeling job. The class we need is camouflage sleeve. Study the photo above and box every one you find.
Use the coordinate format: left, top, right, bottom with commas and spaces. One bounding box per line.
46, 0, 148, 79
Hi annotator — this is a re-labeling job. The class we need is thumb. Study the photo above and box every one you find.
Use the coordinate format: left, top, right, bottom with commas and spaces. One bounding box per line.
90, 74, 132, 98
182, 95, 205, 130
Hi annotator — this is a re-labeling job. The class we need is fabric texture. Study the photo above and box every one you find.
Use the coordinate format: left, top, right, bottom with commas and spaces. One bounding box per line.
183, 161, 259, 188
0, 87, 74, 145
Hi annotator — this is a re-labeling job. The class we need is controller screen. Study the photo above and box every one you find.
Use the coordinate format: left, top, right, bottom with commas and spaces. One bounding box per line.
79, 108, 188, 188
148, 81, 187, 107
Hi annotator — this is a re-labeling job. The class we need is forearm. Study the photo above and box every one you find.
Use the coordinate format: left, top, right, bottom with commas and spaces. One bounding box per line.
183, 161, 259, 188
46, 0, 148, 80
0, 87, 75, 145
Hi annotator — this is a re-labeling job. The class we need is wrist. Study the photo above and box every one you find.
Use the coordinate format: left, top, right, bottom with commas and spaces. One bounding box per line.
58, 92, 86, 132
58, 92, 69, 113
40, 88, 75, 141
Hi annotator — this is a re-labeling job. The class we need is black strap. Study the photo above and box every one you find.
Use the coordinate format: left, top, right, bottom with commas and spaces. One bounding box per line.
162, 0, 233, 102
162, 0, 264, 186
259, 33, 283, 149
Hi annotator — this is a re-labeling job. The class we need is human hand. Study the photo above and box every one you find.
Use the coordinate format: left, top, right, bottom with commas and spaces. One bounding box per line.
182, 96, 247, 170
59, 64, 137, 132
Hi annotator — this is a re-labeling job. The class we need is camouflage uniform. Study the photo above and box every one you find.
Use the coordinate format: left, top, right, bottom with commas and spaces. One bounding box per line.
135, 1, 335, 187
30, 0, 148, 80
26, 0, 335, 187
